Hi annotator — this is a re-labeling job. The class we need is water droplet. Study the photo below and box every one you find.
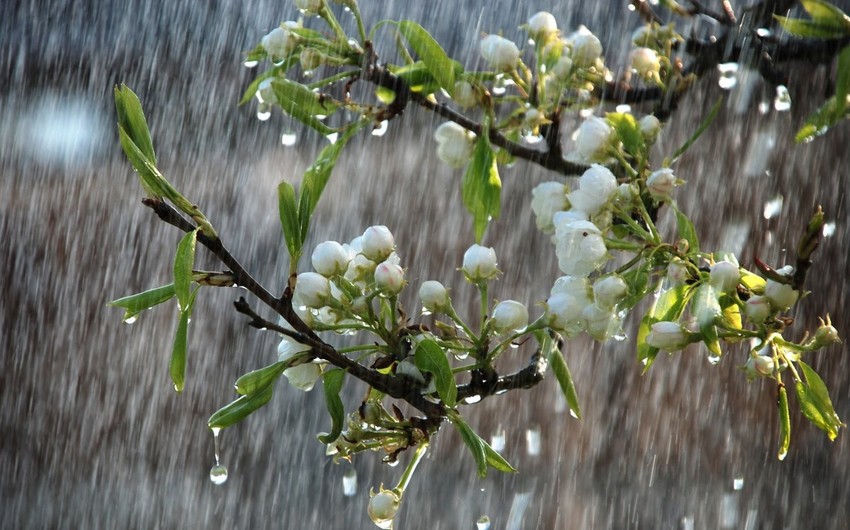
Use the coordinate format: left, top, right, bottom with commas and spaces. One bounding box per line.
758, 101, 770, 114
463, 395, 482, 404
281, 132, 297, 146
763, 196, 783, 219
386, 459, 400, 467
257, 108, 272, 121
342, 467, 358, 496
453, 350, 470, 361
569, 409, 579, 419
123, 315, 138, 325
374, 520, 393, 530
209, 463, 228, 485
756, 28, 772, 38
303, 70, 315, 79
615, 104, 631, 113
717, 63, 738, 90
707, 353, 721, 365
778, 448, 787, 461
525, 426, 541, 456
823, 222, 836, 237
372, 120, 389, 137
491, 426, 506, 452
243, 60, 259, 68
733, 476, 744, 490
325, 132, 339, 144
773, 85, 791, 112
476, 515, 492, 530
420, 307, 433, 316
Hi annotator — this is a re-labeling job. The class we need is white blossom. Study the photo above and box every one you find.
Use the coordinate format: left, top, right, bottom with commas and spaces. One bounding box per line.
629, 47, 661, 79
710, 260, 741, 294
277, 331, 320, 392
452, 81, 477, 108
568, 25, 603, 67
261, 22, 300, 58
311, 241, 352, 277
374, 261, 405, 295
646, 168, 677, 200
368, 489, 401, 526
434, 122, 475, 168
527, 12, 558, 40
581, 304, 622, 341
294, 272, 330, 308
645, 321, 690, 352
573, 117, 613, 163
765, 279, 799, 310
745, 295, 771, 323
480, 34, 521, 72
491, 300, 529, 333
639, 115, 661, 144
568, 164, 617, 215
361, 225, 395, 262
531, 181, 569, 233
553, 218, 608, 276
419, 281, 449, 313
593, 274, 628, 310
546, 276, 591, 335
462, 244, 499, 281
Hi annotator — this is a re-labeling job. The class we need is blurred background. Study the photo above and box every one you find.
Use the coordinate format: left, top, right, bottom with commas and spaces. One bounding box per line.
2, 1, 849, 528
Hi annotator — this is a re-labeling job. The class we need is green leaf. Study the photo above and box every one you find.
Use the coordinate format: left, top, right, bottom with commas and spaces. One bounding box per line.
619, 260, 653, 311
801, 0, 850, 30
548, 343, 582, 420
117, 126, 167, 198
774, 16, 848, 38
271, 78, 339, 135
170, 305, 191, 393
483, 440, 517, 473
208, 382, 275, 430
606, 112, 644, 158
239, 60, 297, 106
637, 283, 695, 370
114, 85, 156, 165
297, 121, 368, 248
835, 44, 850, 105
318, 368, 346, 444
449, 413, 487, 477
388, 61, 440, 93
796, 361, 844, 440
671, 203, 700, 254
414, 339, 457, 407
795, 96, 849, 142
777, 384, 791, 460
462, 132, 501, 242
396, 20, 459, 92
173, 229, 199, 311
670, 97, 722, 163
234, 361, 288, 396
278, 181, 301, 263
108, 283, 176, 321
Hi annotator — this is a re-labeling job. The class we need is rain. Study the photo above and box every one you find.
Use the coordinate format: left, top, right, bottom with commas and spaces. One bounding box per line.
2, 0, 850, 528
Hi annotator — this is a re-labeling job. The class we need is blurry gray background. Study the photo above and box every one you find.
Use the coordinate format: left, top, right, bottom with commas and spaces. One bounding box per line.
2, 1, 849, 528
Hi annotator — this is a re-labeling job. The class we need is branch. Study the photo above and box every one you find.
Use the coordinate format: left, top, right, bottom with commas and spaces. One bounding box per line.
456, 351, 549, 403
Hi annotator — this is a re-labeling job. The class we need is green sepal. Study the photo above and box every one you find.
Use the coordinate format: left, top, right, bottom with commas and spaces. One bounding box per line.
795, 361, 844, 440
318, 368, 346, 444
606, 112, 644, 158
671, 203, 700, 254
108, 283, 176, 321
278, 181, 301, 264
637, 283, 695, 370
396, 20, 460, 92
173, 228, 199, 311
208, 382, 275, 430
414, 339, 457, 407
777, 383, 791, 460
462, 131, 501, 242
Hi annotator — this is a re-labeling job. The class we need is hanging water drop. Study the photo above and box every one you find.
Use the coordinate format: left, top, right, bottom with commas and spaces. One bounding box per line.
342, 467, 357, 496
823, 222, 836, 237
733, 476, 744, 490
257, 108, 272, 121
243, 60, 259, 68
763, 196, 783, 219
281, 132, 297, 146
476, 515, 492, 530
209, 427, 228, 485
707, 353, 721, 365
372, 120, 389, 137
773, 85, 791, 112
122, 315, 138, 325
525, 426, 541, 456
325, 132, 339, 144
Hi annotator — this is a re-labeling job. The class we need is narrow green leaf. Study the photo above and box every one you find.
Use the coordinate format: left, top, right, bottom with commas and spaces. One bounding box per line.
239, 60, 296, 106
671, 203, 700, 254
606, 112, 644, 157
794, 96, 848, 142
278, 181, 301, 263
117, 126, 166, 198
414, 339, 457, 407
318, 368, 346, 444
450, 413, 487, 477
170, 306, 191, 393
297, 121, 368, 247
208, 382, 275, 430
108, 283, 176, 321
483, 439, 517, 473
173, 229, 199, 311
234, 361, 288, 396
801, 0, 850, 30
114, 85, 156, 165
637, 283, 694, 370
796, 361, 844, 440
462, 132, 501, 242
834, 44, 850, 108
546, 337, 581, 419
397, 20, 458, 91
777, 384, 791, 460
388, 61, 440, 92
271, 78, 338, 135
774, 16, 848, 38
670, 97, 722, 162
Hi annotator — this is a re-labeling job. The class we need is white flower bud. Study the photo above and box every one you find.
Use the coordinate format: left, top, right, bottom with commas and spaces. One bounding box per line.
434, 122, 475, 168
568, 25, 602, 67
550, 54, 573, 79
531, 181, 569, 234
593, 275, 629, 310
667, 257, 689, 285
344, 254, 376, 284
311, 241, 352, 277
419, 280, 449, 312
361, 225, 395, 261
546, 293, 585, 333
294, 272, 330, 308
462, 244, 499, 282
646, 168, 677, 200
294, 0, 323, 12
629, 47, 661, 79
553, 219, 608, 276
568, 164, 618, 215
764, 279, 799, 310
581, 304, 622, 341
527, 12, 558, 40
261, 22, 300, 58
452, 81, 477, 108
374, 261, 405, 295
368, 489, 401, 527
645, 321, 690, 352
748, 353, 775, 377
491, 300, 529, 334
745, 295, 771, 323
710, 260, 740, 294
639, 114, 661, 144
480, 34, 521, 72
573, 116, 613, 163
284, 363, 322, 391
